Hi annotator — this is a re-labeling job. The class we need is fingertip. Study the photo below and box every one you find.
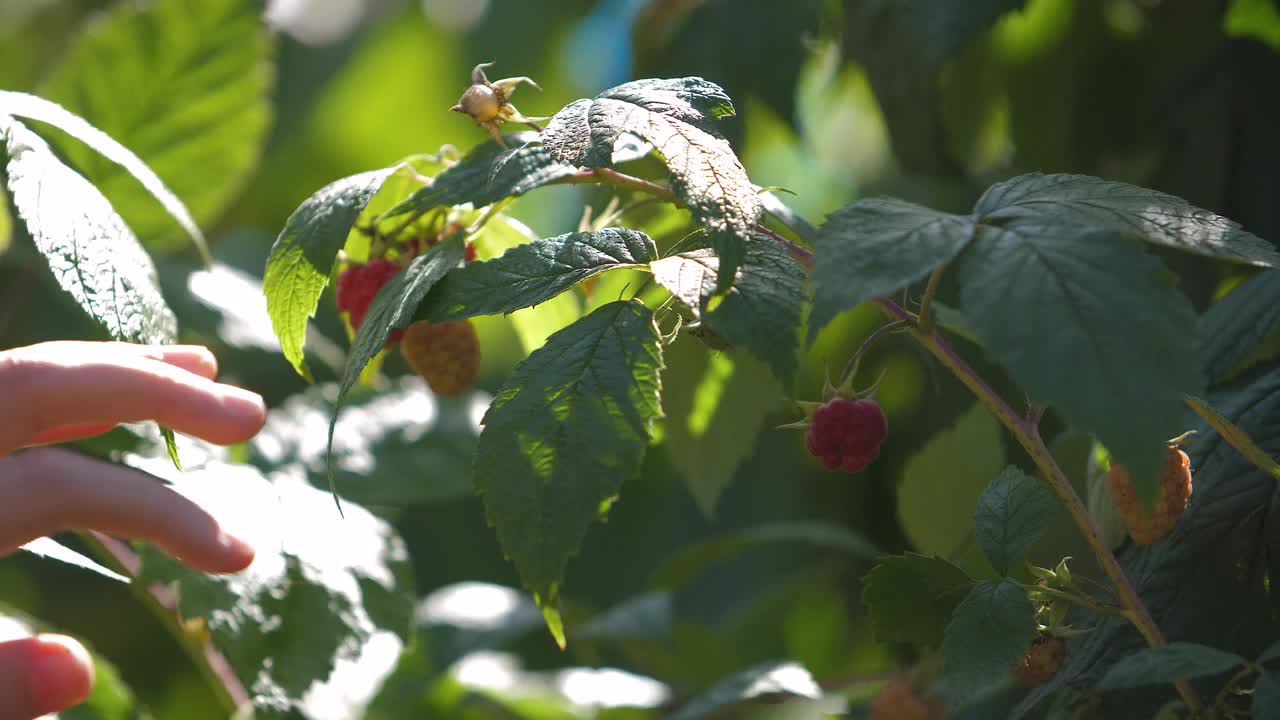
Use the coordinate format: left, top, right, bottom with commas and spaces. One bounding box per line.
27, 634, 93, 716
215, 531, 256, 573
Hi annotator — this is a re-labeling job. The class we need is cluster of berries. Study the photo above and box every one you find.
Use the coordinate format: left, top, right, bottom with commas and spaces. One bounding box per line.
334, 233, 480, 396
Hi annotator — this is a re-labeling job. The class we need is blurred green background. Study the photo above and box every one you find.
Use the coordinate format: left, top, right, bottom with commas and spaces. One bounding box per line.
2, 0, 1279, 717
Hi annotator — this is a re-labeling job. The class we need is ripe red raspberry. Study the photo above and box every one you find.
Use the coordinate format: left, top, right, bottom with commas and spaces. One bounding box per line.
1013, 634, 1066, 685
400, 320, 480, 396
870, 681, 945, 720
464, 244, 477, 263
805, 397, 887, 472
1107, 446, 1192, 544
335, 259, 402, 345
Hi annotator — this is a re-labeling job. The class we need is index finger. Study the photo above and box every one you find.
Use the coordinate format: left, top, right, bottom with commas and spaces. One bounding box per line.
0, 346, 264, 454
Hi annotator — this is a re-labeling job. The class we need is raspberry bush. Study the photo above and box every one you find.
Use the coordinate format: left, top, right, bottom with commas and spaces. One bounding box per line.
4, 3, 1280, 719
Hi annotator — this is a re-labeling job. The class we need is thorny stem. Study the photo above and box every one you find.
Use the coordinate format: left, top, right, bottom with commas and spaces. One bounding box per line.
543, 163, 1199, 709
837, 319, 908, 390
874, 297, 1202, 712
1023, 583, 1127, 619
916, 265, 946, 334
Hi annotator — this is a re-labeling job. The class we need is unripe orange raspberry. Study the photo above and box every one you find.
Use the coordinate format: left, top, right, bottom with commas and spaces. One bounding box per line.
1013, 634, 1066, 685
870, 681, 946, 720
400, 320, 480, 396
1107, 447, 1192, 544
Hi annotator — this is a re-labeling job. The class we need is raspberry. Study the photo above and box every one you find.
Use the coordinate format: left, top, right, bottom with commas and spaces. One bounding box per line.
1107, 446, 1192, 544
400, 320, 480, 396
1013, 634, 1066, 685
335, 259, 403, 346
464, 244, 477, 263
804, 397, 887, 472
870, 681, 945, 720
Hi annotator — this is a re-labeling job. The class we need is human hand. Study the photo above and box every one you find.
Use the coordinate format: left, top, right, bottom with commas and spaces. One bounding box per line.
0, 341, 266, 719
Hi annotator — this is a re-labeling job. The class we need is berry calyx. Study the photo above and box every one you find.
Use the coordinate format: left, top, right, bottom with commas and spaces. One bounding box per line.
1107, 446, 1192, 544
400, 320, 481, 396
1013, 634, 1066, 685
869, 681, 946, 720
804, 396, 888, 472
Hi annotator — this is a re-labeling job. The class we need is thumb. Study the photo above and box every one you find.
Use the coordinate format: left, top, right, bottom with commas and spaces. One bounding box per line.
0, 635, 94, 720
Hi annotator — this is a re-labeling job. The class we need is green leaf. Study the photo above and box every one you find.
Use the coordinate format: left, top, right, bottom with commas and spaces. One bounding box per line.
650, 235, 806, 383
654, 521, 882, 589
0, 90, 208, 261
975, 173, 1280, 267
130, 453, 413, 719
660, 337, 781, 516
419, 228, 655, 322
2, 116, 176, 343
862, 553, 974, 648
574, 591, 673, 643
475, 301, 664, 647
954, 224, 1202, 505
844, 0, 1027, 176
942, 579, 1037, 704
384, 133, 577, 218
1260, 639, 1280, 666
19, 538, 128, 583
1184, 394, 1280, 478
1200, 270, 1280, 383
1255, 672, 1280, 720
1225, 0, 1280, 51
541, 77, 760, 290
328, 235, 467, 498
897, 402, 1005, 578
36, 0, 270, 250
974, 466, 1056, 576
249, 380, 480, 507
1098, 643, 1246, 689
264, 167, 397, 381
666, 660, 824, 720
811, 198, 974, 338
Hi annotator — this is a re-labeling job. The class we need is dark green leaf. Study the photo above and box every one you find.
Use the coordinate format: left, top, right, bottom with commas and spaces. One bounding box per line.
129, 451, 414, 718
1098, 643, 1245, 689
385, 133, 577, 218
666, 660, 824, 720
574, 591, 673, 644
862, 553, 974, 647
660, 337, 781, 516
843, 0, 1027, 176
898, 402, 1005, 578
955, 224, 1202, 504
1184, 394, 1280, 479
264, 167, 396, 381
811, 198, 974, 338
976, 173, 1280, 267
541, 77, 759, 290
249, 380, 480, 507
328, 235, 467, 497
1255, 672, 1280, 720
419, 228, 654, 322
0, 89, 207, 260
1260, 639, 1280, 666
2, 116, 176, 343
974, 466, 1056, 576
475, 301, 664, 647
650, 235, 806, 383
36, 0, 269, 250
1200, 270, 1280, 382
943, 579, 1036, 704
655, 521, 882, 590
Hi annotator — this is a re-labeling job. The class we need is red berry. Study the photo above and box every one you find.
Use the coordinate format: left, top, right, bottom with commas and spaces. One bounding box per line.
400, 320, 481, 396
1013, 634, 1066, 685
1107, 447, 1192, 544
336, 259, 399, 332
805, 397, 887, 472
870, 681, 946, 720
464, 244, 477, 263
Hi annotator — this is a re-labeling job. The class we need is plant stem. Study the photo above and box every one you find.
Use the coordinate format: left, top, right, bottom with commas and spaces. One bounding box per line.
837, 319, 908, 389
916, 265, 946, 334
873, 297, 1203, 712
1022, 583, 1127, 618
